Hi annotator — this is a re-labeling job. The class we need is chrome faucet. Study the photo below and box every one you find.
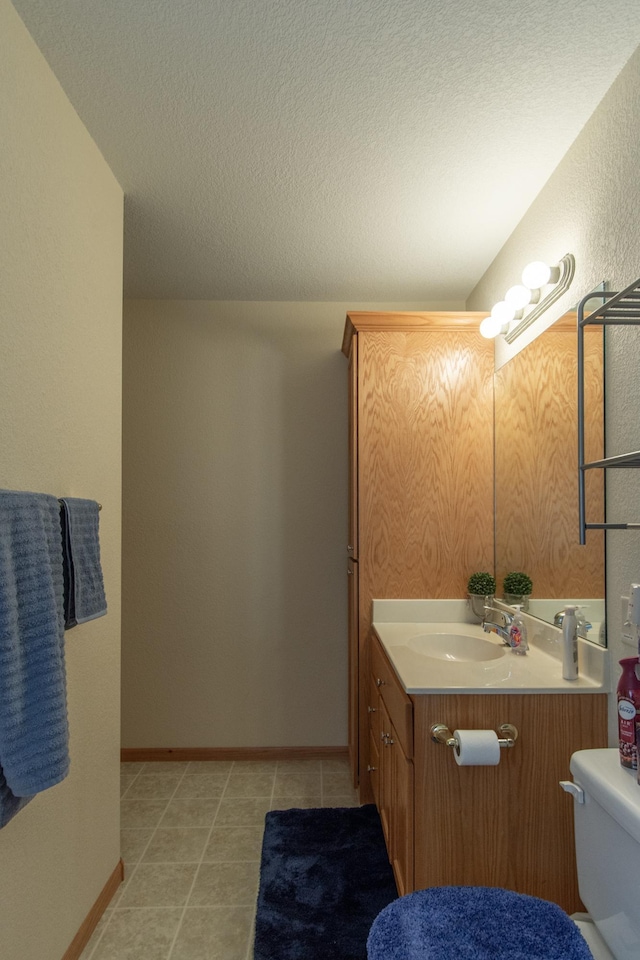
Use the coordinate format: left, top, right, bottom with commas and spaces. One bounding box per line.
482, 607, 514, 645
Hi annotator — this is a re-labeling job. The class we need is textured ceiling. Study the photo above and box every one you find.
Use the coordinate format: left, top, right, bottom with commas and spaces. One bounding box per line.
11, 0, 640, 301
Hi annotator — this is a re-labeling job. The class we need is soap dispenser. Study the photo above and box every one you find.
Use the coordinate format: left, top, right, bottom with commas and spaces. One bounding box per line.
509, 605, 528, 655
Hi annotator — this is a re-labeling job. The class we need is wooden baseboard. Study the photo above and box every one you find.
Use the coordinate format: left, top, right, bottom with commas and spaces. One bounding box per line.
62, 858, 124, 960
121, 745, 349, 763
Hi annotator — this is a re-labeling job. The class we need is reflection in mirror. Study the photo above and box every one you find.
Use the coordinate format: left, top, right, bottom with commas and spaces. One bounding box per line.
494, 310, 606, 644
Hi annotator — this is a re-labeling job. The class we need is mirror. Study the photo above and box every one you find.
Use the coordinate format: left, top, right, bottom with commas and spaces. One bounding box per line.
494, 309, 606, 644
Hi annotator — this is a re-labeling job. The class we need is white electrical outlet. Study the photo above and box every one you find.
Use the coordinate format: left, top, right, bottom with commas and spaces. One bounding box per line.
621, 595, 636, 647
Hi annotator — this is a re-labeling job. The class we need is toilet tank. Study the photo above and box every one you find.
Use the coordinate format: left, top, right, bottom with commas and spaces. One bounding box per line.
570, 748, 640, 960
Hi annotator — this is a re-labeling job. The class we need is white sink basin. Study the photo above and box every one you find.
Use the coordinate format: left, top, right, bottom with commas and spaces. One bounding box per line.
405, 632, 506, 662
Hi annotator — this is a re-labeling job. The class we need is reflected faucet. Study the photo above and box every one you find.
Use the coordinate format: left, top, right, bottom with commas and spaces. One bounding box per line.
482, 607, 514, 645
554, 609, 592, 638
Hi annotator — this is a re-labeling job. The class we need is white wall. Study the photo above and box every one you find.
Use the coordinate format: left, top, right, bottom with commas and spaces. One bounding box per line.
0, 2, 123, 957
467, 44, 640, 743
121, 298, 463, 748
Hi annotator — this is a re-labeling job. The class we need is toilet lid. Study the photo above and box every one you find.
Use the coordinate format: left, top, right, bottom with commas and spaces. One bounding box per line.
368, 887, 594, 959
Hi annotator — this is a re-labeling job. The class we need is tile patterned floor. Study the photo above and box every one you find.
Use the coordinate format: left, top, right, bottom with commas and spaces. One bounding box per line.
80, 758, 358, 960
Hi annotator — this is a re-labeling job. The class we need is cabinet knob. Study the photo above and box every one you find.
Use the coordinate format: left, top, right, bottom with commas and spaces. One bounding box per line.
367, 764, 377, 772
347, 544, 354, 554
367, 705, 377, 713
347, 566, 353, 575
376, 678, 385, 687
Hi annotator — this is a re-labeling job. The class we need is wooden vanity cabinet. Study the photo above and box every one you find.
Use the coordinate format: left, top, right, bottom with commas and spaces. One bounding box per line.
343, 311, 494, 801
369, 634, 608, 913
369, 636, 414, 896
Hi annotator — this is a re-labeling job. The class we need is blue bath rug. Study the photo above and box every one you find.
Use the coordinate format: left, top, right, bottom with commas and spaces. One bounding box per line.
254, 804, 398, 960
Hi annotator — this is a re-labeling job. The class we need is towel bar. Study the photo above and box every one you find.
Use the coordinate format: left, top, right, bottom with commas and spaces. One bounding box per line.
57, 499, 102, 511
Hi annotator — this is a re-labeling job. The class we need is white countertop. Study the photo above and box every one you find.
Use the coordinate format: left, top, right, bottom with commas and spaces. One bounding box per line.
372, 600, 610, 695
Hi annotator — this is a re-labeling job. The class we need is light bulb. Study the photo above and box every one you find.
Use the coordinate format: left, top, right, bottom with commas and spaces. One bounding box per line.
505, 284, 533, 310
480, 315, 507, 339
490, 300, 516, 324
521, 260, 559, 289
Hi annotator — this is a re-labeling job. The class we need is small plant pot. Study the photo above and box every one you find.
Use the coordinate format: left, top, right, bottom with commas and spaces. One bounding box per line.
468, 593, 494, 622
504, 593, 530, 612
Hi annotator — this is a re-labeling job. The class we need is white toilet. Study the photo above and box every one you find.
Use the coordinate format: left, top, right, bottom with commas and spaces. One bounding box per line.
565, 748, 640, 960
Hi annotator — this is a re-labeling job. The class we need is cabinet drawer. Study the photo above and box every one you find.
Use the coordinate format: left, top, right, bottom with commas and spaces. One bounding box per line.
370, 634, 413, 758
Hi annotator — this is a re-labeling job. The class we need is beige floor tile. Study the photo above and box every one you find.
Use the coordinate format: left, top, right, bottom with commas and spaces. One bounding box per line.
322, 769, 356, 796
323, 795, 360, 808
118, 863, 198, 908
142, 827, 211, 863
273, 772, 321, 797
271, 796, 322, 810
120, 776, 138, 798
214, 797, 271, 826
121, 799, 169, 829
188, 862, 260, 907
121, 828, 155, 865
160, 799, 219, 828
186, 760, 233, 775
170, 906, 254, 960
321, 757, 351, 773
230, 760, 278, 774
91, 907, 183, 960
120, 762, 144, 774
126, 775, 183, 800
77, 908, 112, 959
275, 758, 321, 772
174, 775, 228, 799
203, 826, 263, 862
223, 772, 274, 798
108, 872, 130, 909
142, 761, 190, 774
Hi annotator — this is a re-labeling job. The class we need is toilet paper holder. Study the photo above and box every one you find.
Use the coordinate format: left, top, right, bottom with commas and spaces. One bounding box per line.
430, 723, 518, 749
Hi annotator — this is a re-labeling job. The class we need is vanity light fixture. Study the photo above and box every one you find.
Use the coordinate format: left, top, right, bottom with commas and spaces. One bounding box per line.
480, 253, 575, 342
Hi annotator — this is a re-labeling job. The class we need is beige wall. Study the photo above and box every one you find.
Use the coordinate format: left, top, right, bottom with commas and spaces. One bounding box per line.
0, 2, 123, 958
121, 298, 463, 748
467, 44, 640, 743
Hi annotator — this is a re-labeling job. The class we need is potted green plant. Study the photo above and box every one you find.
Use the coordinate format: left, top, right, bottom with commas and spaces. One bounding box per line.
503, 571, 533, 610
467, 571, 496, 621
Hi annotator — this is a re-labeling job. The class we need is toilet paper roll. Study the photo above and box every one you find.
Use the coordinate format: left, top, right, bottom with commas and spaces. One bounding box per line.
453, 729, 501, 766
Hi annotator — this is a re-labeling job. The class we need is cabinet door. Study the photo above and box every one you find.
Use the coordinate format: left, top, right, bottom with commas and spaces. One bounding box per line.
378, 699, 414, 895
377, 698, 393, 852
358, 330, 494, 600
386, 719, 414, 896
367, 671, 382, 805
348, 557, 359, 787
347, 335, 358, 561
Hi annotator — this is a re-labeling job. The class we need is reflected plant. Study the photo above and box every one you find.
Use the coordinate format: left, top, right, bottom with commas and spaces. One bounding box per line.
503, 572, 533, 596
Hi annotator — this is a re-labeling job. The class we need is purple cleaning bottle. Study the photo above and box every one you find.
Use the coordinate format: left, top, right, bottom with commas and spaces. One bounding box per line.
617, 657, 640, 769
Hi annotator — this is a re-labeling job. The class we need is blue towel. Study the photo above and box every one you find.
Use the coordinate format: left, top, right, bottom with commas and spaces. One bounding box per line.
0, 490, 69, 826
367, 886, 594, 960
59, 498, 107, 628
